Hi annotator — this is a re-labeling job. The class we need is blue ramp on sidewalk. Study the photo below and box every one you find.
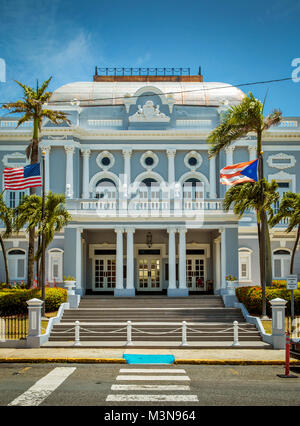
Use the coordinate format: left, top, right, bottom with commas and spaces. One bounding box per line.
123, 354, 175, 364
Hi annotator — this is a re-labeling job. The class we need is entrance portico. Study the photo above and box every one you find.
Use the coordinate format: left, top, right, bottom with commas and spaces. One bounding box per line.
63, 225, 238, 297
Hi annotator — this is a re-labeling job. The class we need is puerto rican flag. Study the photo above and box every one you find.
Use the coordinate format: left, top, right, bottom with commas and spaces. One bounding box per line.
4, 163, 42, 190
220, 159, 258, 186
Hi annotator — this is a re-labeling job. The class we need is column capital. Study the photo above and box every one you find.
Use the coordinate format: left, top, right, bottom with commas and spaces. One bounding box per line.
115, 227, 125, 234
122, 148, 132, 158
125, 227, 135, 234
166, 148, 176, 158
167, 226, 177, 234
81, 148, 91, 158
65, 144, 75, 154
178, 226, 187, 234
40, 144, 51, 154
225, 146, 235, 154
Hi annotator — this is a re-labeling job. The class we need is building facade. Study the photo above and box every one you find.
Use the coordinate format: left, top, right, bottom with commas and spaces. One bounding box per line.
0, 68, 299, 296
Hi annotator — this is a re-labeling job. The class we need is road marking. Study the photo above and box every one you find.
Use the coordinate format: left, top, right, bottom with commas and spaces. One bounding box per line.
119, 368, 186, 374
111, 384, 191, 391
106, 394, 199, 402
107, 366, 198, 402
8, 367, 76, 406
116, 375, 190, 381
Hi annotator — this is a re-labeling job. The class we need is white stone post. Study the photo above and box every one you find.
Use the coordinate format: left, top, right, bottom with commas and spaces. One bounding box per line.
26, 298, 43, 348
115, 228, 124, 296
232, 321, 240, 346
65, 145, 75, 198
74, 321, 81, 346
178, 228, 188, 296
209, 155, 217, 199
270, 298, 287, 349
126, 320, 133, 345
181, 321, 188, 346
81, 148, 91, 199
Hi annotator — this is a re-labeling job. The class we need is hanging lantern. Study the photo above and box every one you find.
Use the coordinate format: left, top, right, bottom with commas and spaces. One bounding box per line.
146, 232, 152, 248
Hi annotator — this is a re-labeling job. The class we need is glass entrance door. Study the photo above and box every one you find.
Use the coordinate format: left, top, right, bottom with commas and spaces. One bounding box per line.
138, 257, 161, 291
94, 257, 116, 290
186, 257, 206, 291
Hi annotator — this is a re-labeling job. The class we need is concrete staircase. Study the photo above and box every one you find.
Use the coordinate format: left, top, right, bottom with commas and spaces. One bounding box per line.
46, 296, 268, 348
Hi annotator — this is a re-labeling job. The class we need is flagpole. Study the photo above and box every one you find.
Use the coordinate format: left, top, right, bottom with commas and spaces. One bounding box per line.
41, 150, 46, 317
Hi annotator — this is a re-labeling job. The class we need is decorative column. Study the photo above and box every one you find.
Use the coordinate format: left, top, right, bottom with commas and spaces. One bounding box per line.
114, 227, 124, 296
124, 227, 135, 297
75, 228, 82, 294
220, 228, 227, 291
43, 145, 51, 194
122, 148, 132, 188
178, 227, 188, 296
209, 155, 217, 198
225, 146, 234, 166
213, 236, 221, 294
65, 145, 75, 198
167, 227, 177, 297
81, 148, 91, 199
248, 145, 257, 161
167, 149, 176, 185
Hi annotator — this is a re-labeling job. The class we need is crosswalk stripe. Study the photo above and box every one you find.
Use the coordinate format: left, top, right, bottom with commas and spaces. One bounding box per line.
106, 394, 199, 402
116, 375, 190, 381
8, 367, 76, 406
119, 368, 186, 374
111, 384, 191, 391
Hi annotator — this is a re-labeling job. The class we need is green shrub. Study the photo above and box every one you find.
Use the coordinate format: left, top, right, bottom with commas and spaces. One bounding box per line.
236, 286, 300, 317
0, 288, 67, 316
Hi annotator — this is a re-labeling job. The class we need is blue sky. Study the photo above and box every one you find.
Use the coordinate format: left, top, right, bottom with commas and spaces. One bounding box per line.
0, 0, 299, 115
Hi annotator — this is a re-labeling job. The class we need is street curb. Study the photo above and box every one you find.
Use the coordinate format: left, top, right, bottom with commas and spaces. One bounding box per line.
0, 357, 300, 365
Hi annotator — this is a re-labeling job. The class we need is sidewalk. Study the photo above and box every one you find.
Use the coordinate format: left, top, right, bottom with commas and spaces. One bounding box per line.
1, 347, 299, 365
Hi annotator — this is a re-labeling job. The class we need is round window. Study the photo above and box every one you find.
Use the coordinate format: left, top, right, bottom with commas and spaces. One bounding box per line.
145, 157, 154, 166
188, 157, 198, 166
101, 157, 111, 166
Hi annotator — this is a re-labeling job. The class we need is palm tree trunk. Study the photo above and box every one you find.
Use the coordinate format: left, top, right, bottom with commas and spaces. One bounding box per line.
290, 224, 300, 274
27, 121, 39, 288
0, 234, 9, 285
257, 130, 267, 317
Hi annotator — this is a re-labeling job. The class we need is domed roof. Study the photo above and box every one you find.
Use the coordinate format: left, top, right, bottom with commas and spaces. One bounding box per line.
50, 81, 245, 107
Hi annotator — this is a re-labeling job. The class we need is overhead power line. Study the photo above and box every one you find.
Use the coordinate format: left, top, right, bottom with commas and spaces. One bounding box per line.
0, 76, 294, 107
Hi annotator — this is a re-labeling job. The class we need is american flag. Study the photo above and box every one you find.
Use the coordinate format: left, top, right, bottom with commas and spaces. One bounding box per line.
4, 163, 42, 190
220, 159, 258, 186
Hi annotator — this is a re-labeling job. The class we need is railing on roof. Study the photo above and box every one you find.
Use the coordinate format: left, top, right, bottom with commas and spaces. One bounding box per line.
94, 67, 202, 77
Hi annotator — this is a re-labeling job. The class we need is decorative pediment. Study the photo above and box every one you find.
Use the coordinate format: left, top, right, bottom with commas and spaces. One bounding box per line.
129, 101, 170, 123
267, 152, 296, 169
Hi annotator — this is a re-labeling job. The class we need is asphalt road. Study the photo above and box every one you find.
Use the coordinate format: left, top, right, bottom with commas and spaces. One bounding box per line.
0, 363, 300, 407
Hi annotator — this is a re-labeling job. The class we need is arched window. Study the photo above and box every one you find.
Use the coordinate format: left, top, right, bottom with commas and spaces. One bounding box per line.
183, 178, 204, 201
48, 249, 64, 282
7, 249, 26, 281
273, 249, 291, 279
95, 178, 117, 200
238, 248, 252, 282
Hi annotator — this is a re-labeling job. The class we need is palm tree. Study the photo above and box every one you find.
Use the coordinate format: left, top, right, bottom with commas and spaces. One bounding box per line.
14, 192, 71, 314
270, 192, 300, 274
208, 92, 282, 317
0, 193, 14, 285
2, 78, 70, 287
223, 180, 279, 316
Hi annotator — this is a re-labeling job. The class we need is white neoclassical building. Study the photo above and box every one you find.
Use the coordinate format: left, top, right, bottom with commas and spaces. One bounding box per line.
0, 67, 299, 296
